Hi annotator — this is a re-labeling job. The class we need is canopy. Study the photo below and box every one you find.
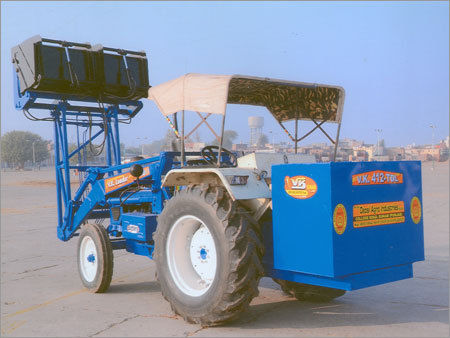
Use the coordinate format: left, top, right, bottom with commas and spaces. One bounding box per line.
148, 73, 345, 123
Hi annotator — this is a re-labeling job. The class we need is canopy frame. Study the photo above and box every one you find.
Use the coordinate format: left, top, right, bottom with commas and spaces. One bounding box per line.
149, 73, 345, 165
274, 110, 342, 160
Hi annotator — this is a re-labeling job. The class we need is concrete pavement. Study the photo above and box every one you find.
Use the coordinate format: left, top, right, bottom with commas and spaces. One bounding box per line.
1, 161, 448, 337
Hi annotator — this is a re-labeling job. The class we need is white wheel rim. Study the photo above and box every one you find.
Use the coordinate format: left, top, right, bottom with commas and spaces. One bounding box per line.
166, 215, 217, 297
80, 235, 98, 282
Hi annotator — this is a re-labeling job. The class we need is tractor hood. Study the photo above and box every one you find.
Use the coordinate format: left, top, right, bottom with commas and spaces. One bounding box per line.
148, 73, 345, 123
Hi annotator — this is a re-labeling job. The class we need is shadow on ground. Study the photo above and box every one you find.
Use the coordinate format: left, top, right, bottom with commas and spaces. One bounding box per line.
108, 281, 161, 294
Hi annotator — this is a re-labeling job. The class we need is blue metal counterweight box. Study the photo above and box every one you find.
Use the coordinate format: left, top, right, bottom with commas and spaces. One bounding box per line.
271, 161, 424, 290
122, 213, 157, 242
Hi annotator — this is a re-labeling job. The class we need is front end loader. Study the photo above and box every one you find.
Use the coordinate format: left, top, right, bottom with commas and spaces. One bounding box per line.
12, 36, 424, 326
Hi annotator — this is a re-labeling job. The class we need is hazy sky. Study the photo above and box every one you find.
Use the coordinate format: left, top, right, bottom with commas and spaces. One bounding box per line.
1, 1, 448, 147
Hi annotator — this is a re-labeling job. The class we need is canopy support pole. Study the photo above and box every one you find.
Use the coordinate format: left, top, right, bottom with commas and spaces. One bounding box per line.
173, 112, 179, 135
297, 118, 329, 143
180, 110, 185, 167
275, 119, 295, 142
294, 116, 298, 154
185, 113, 215, 139
217, 114, 226, 167
333, 121, 342, 162
193, 112, 220, 142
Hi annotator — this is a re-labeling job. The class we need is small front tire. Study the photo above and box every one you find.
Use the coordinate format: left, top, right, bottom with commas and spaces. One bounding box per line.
77, 223, 114, 293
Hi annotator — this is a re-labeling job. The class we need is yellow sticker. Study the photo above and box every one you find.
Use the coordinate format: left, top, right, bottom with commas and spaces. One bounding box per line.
410, 196, 422, 224
352, 170, 403, 186
333, 204, 347, 235
284, 175, 318, 199
353, 201, 405, 228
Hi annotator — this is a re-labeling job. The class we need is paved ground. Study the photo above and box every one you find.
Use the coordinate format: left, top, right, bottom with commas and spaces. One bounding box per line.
1, 161, 448, 337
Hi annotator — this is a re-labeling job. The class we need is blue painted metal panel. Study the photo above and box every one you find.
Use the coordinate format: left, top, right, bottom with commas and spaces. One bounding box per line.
271, 161, 424, 290
272, 163, 334, 277
122, 213, 158, 242
125, 240, 154, 258
331, 161, 424, 276
270, 264, 413, 291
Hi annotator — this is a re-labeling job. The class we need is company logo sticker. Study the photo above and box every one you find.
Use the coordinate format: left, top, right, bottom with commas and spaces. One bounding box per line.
126, 224, 140, 234
284, 175, 318, 199
353, 201, 405, 228
333, 204, 347, 235
104, 166, 150, 193
410, 196, 422, 224
352, 170, 403, 186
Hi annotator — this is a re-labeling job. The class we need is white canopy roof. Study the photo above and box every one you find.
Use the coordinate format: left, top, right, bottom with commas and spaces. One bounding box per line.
148, 73, 345, 123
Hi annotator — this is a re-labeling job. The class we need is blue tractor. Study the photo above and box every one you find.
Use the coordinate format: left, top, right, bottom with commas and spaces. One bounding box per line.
12, 36, 424, 325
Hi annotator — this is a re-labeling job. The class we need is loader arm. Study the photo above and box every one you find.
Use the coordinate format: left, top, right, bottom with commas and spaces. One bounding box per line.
58, 153, 176, 241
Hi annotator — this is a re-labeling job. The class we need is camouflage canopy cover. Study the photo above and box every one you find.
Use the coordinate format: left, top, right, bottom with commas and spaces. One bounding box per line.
148, 73, 345, 123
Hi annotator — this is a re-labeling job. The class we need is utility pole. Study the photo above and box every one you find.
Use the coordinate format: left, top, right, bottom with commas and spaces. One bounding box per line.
430, 124, 436, 170
136, 137, 148, 157
32, 141, 36, 169
269, 130, 275, 151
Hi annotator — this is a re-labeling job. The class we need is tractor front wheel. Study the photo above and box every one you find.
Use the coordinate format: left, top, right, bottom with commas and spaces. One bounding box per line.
274, 279, 346, 302
77, 223, 114, 293
154, 185, 264, 326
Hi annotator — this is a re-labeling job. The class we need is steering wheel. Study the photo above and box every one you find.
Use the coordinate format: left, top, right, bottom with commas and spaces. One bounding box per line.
200, 145, 237, 167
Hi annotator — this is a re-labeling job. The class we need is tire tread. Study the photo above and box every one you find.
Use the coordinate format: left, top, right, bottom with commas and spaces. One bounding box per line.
274, 279, 345, 302
154, 185, 264, 326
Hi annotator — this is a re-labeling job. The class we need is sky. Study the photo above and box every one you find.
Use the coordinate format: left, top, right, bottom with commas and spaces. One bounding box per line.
1, 1, 449, 147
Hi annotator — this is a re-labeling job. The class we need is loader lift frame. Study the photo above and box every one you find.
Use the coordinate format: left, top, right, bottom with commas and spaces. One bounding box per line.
14, 73, 231, 255
14, 73, 160, 246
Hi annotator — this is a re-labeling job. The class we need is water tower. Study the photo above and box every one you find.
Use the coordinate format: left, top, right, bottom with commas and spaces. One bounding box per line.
248, 116, 264, 146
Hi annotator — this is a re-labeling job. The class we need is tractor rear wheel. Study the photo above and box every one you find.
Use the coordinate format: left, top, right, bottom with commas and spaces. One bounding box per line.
154, 185, 264, 326
274, 279, 346, 302
77, 223, 113, 293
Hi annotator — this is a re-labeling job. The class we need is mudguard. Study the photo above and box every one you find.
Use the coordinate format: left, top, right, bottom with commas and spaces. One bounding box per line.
162, 168, 271, 201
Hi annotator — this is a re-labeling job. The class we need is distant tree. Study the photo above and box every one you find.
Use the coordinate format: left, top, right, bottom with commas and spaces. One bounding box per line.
140, 140, 163, 155
121, 130, 180, 158
1, 131, 49, 169
68, 143, 101, 165
256, 134, 269, 148
210, 130, 238, 149
124, 146, 141, 156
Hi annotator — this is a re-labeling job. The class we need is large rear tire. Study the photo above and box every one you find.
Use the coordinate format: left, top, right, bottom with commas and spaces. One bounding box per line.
154, 185, 264, 326
274, 279, 345, 302
77, 223, 114, 293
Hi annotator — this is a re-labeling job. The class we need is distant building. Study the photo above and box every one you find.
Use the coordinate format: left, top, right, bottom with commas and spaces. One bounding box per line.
349, 149, 368, 162
354, 145, 374, 160
386, 147, 405, 161
439, 142, 449, 161
230, 135, 448, 163
232, 143, 248, 151
371, 155, 390, 161
339, 138, 364, 149
419, 147, 440, 161
185, 142, 206, 151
